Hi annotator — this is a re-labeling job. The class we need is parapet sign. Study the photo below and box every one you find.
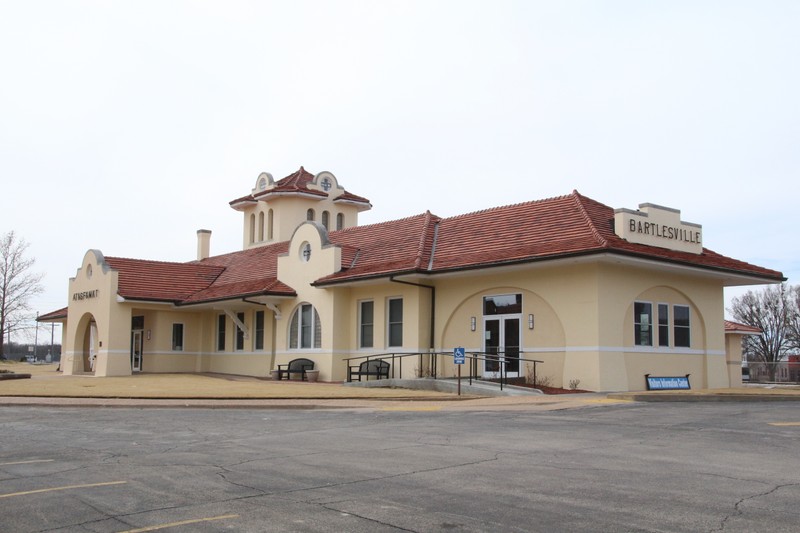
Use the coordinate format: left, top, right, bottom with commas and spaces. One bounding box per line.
614, 203, 702, 255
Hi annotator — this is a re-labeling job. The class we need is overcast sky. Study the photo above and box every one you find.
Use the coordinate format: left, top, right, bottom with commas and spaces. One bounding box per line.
2, 1, 798, 341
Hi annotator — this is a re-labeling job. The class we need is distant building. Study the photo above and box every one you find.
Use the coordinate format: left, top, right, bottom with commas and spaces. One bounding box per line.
40, 167, 784, 391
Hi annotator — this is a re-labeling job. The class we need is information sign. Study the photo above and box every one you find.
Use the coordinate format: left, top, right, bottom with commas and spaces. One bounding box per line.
454, 347, 466, 365
645, 374, 691, 390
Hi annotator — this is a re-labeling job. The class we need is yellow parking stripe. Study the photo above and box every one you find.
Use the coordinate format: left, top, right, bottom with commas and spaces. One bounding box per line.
0, 480, 127, 499
0, 459, 55, 466
768, 422, 800, 426
119, 514, 239, 532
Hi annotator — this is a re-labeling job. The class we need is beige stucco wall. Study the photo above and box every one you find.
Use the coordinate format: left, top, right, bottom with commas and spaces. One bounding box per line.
60, 240, 740, 391
241, 196, 362, 249
725, 333, 745, 387
64, 250, 133, 377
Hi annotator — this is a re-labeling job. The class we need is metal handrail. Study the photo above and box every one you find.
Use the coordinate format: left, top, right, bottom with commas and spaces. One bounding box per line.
343, 351, 543, 388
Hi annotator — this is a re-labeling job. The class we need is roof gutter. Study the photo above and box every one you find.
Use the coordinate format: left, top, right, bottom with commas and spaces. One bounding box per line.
390, 276, 435, 350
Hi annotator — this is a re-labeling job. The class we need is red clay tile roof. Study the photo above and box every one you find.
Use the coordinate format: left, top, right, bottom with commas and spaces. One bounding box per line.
229, 167, 371, 208
334, 190, 372, 206
316, 191, 784, 284
724, 320, 762, 334
60, 190, 782, 308
318, 212, 442, 282
183, 241, 295, 303
104, 257, 226, 302
101, 243, 297, 305
37, 307, 68, 321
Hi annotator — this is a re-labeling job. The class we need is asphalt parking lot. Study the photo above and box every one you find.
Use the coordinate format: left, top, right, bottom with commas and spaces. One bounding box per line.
1, 401, 798, 532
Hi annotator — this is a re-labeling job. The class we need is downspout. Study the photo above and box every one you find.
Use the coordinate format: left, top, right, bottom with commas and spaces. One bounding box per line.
389, 277, 435, 351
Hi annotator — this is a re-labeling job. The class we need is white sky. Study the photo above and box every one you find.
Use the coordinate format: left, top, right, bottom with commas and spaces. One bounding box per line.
2, 1, 798, 339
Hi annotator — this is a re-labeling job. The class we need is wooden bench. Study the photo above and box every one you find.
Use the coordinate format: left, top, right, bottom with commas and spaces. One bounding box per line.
277, 358, 315, 381
348, 359, 390, 382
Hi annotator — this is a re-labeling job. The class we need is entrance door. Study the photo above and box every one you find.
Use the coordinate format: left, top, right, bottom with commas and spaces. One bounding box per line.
483, 316, 520, 378
131, 330, 143, 372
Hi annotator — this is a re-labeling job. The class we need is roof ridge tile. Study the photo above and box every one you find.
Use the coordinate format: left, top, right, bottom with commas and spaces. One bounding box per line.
570, 190, 609, 248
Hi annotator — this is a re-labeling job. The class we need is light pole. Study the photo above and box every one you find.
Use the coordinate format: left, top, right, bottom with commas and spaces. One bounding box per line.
34, 312, 39, 361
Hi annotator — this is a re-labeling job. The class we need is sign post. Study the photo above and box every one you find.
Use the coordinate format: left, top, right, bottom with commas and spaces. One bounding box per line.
454, 347, 466, 396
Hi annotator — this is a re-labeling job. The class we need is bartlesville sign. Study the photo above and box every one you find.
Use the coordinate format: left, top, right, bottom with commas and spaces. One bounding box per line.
614, 203, 702, 255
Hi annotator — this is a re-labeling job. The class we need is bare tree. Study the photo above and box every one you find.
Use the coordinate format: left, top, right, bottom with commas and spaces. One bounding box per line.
729, 283, 796, 381
0, 231, 44, 359
787, 285, 800, 352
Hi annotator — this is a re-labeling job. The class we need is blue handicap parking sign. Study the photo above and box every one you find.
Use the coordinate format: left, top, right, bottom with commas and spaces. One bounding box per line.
454, 347, 466, 364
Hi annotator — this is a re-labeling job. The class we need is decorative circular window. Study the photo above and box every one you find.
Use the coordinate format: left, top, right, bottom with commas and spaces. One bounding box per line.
300, 242, 312, 262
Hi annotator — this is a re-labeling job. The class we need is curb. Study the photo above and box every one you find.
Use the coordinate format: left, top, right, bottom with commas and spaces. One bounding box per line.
608, 392, 800, 402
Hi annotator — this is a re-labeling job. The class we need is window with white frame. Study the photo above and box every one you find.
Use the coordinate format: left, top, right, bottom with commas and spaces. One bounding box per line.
359, 300, 374, 348
658, 303, 669, 347
673, 305, 691, 347
289, 303, 321, 349
388, 298, 403, 348
634, 301, 653, 346
217, 314, 226, 351
235, 312, 246, 351
254, 310, 265, 351
172, 323, 184, 351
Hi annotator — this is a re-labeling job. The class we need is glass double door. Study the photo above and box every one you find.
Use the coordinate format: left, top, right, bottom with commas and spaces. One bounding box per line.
483, 315, 521, 378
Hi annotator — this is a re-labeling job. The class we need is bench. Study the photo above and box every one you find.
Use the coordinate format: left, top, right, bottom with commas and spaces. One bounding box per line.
348, 359, 390, 382
277, 358, 315, 381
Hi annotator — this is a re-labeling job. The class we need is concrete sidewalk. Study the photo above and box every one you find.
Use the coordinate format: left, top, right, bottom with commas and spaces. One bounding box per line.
3, 362, 799, 409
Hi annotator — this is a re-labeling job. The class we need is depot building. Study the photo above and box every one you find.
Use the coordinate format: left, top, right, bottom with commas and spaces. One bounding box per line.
38, 167, 784, 391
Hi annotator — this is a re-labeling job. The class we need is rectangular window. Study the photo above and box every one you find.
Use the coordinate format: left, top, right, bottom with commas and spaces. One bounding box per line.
300, 304, 312, 348
235, 312, 245, 351
255, 311, 265, 351
634, 302, 653, 346
360, 301, 374, 348
483, 294, 522, 315
217, 314, 226, 351
658, 303, 669, 347
674, 305, 691, 347
388, 298, 403, 347
171, 323, 184, 351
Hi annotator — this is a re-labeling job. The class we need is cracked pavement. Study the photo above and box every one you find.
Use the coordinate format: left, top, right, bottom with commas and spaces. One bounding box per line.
1, 402, 798, 532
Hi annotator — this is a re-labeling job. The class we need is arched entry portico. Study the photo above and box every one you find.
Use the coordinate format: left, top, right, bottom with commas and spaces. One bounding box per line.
70, 312, 99, 375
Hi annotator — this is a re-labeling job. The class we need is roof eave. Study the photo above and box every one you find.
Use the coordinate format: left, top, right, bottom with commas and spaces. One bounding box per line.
175, 290, 297, 307
312, 249, 784, 287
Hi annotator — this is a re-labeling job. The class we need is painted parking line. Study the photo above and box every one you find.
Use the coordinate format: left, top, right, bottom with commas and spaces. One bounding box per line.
582, 398, 632, 404
0, 459, 55, 466
768, 422, 800, 426
381, 406, 443, 411
0, 480, 127, 499
118, 514, 239, 532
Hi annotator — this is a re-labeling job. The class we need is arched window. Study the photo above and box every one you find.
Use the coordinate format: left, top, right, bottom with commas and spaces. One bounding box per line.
249, 214, 255, 244
258, 211, 265, 241
336, 213, 344, 231
289, 303, 322, 349
267, 209, 274, 240
322, 210, 330, 229
306, 209, 315, 221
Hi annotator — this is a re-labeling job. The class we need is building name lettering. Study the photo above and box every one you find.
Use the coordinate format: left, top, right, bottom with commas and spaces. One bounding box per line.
73, 289, 99, 301
628, 220, 701, 244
